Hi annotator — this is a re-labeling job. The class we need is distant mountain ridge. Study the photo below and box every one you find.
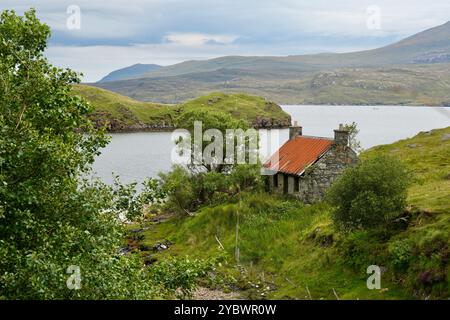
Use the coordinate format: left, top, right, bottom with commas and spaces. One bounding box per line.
93, 21, 450, 105
98, 63, 162, 83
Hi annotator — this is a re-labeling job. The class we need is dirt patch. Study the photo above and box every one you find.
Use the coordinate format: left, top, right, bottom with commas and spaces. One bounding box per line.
192, 287, 241, 300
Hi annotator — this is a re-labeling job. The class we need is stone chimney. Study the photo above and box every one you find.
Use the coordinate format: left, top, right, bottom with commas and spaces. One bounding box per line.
289, 121, 302, 140
334, 124, 350, 146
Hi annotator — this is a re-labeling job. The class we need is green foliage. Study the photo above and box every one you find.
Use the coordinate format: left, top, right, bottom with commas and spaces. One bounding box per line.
111, 177, 142, 220
402, 228, 449, 297
343, 122, 363, 153
149, 255, 220, 299
327, 155, 411, 232
389, 239, 413, 271
362, 128, 449, 297
228, 164, 263, 192
339, 226, 449, 298
175, 109, 257, 173
111, 177, 166, 221
339, 231, 389, 271
139, 177, 167, 206
159, 165, 199, 214
363, 126, 450, 213
202, 171, 231, 204
0, 9, 161, 299
159, 164, 263, 215
142, 193, 411, 299
176, 108, 248, 132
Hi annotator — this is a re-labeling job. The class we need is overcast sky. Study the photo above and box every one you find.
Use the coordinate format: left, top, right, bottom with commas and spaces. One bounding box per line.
1, 0, 449, 82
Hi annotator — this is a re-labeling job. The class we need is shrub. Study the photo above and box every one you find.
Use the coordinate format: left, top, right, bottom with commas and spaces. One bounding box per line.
159, 165, 199, 214
389, 239, 413, 271
327, 155, 411, 232
111, 176, 166, 221
228, 164, 263, 193
159, 164, 263, 215
149, 256, 219, 299
339, 231, 388, 270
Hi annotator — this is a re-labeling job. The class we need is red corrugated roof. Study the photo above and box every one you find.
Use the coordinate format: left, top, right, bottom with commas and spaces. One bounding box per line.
264, 136, 333, 176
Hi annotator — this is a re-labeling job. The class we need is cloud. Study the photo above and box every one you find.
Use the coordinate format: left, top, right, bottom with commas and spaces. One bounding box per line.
4, 0, 450, 46
164, 33, 238, 46
1, 0, 450, 82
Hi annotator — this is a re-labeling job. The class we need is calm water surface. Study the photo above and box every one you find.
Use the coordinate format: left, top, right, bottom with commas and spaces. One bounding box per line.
92, 105, 450, 184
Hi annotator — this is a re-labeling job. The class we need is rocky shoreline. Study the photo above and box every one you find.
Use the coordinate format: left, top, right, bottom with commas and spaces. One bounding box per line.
104, 124, 291, 133
90, 112, 291, 133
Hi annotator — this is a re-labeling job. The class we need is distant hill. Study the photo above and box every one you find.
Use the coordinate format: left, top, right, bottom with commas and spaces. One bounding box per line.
138, 21, 450, 77
71, 85, 291, 132
98, 63, 162, 83
93, 22, 450, 105
93, 63, 450, 105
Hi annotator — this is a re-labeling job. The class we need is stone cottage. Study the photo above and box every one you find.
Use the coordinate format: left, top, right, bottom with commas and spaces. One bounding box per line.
264, 122, 358, 203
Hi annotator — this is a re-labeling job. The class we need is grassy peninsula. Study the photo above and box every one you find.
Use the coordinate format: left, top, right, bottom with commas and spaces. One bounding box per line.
71, 85, 291, 132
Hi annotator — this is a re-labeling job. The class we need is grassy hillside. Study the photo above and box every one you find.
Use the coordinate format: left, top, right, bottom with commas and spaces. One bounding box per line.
71, 84, 176, 131
72, 85, 291, 131
130, 127, 450, 300
94, 64, 450, 105
365, 126, 450, 213
180, 92, 291, 128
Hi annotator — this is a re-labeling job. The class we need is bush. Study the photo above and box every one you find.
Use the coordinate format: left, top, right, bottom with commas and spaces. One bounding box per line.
159, 164, 263, 215
327, 155, 411, 232
228, 164, 263, 193
389, 239, 413, 271
339, 231, 389, 270
149, 256, 219, 299
111, 176, 166, 221
159, 165, 199, 214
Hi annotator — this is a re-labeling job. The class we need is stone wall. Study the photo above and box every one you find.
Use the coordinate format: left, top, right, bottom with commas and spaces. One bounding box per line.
296, 145, 358, 203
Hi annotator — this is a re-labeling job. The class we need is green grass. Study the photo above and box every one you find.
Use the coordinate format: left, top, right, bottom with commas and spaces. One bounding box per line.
180, 92, 290, 127
361, 127, 450, 299
363, 126, 450, 213
139, 194, 411, 299
71, 85, 291, 131
134, 127, 449, 300
71, 84, 175, 127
